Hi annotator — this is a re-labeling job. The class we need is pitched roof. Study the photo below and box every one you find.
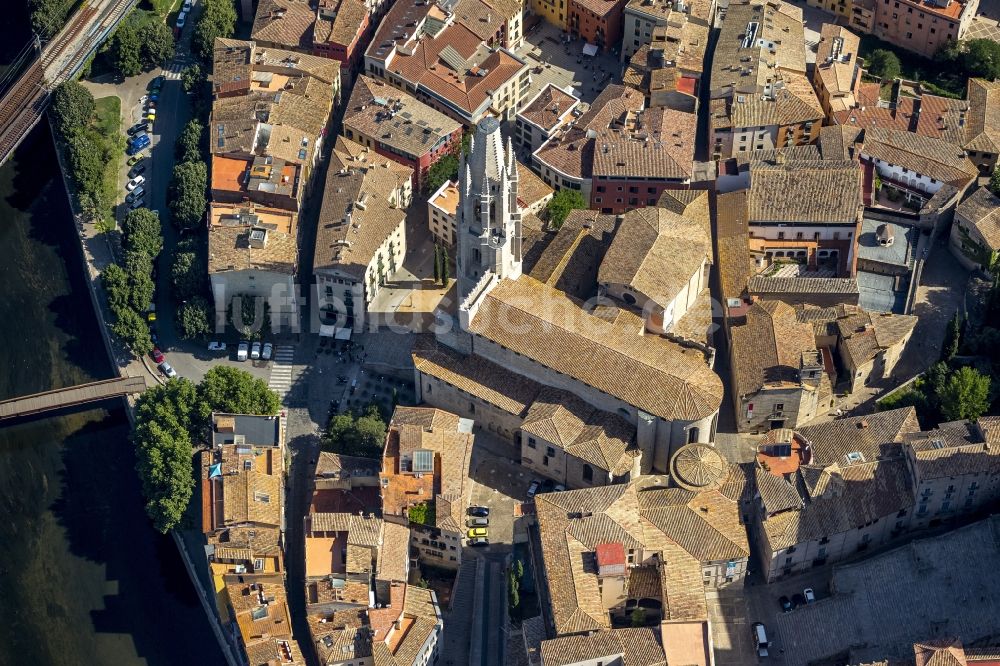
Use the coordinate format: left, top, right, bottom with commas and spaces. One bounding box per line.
535, 477, 747, 635
729, 300, 818, 397
747, 275, 860, 296
468, 276, 724, 421
814, 23, 861, 113
598, 206, 710, 307
251, 0, 315, 50
903, 420, 1000, 480
836, 310, 917, 370
727, 70, 823, 128
861, 127, 978, 187
716, 190, 754, 300
344, 76, 462, 160
748, 159, 862, 224
794, 406, 920, 465
591, 108, 697, 180
518, 83, 579, 132
540, 628, 667, 666
956, 187, 1000, 250
963, 78, 1000, 155
313, 157, 411, 278
710, 0, 806, 95
528, 209, 619, 300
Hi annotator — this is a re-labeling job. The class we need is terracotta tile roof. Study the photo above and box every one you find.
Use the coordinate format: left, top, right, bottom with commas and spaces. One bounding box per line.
727, 70, 823, 128
819, 124, 863, 160
598, 206, 710, 307
963, 78, 1000, 155
912, 94, 970, 145
729, 300, 817, 397
748, 275, 860, 296
536, 478, 746, 635
540, 628, 667, 666
519, 84, 579, 132
528, 210, 618, 300
957, 187, 1000, 250
251, 0, 315, 50
758, 457, 913, 550
592, 108, 696, 180
748, 159, 862, 224
469, 277, 723, 421
314, 0, 368, 48
794, 406, 920, 465
658, 189, 710, 240
522, 387, 636, 476
711, 0, 806, 96
861, 127, 978, 187
836, 310, 917, 370
412, 334, 541, 416
902, 420, 1000, 480
208, 225, 297, 275
716, 190, 753, 300
313, 159, 411, 278
517, 161, 554, 209
815, 24, 860, 113
344, 76, 462, 160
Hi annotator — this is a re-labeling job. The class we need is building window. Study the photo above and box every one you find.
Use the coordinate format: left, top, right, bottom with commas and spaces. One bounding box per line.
688, 427, 699, 443
546, 446, 556, 457
583, 464, 594, 483
469, 403, 476, 414
527, 437, 536, 449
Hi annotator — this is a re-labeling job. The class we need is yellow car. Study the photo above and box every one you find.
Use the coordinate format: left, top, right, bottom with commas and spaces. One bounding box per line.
467, 527, 488, 539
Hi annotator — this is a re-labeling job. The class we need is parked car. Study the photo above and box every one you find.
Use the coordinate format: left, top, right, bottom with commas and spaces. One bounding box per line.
151, 348, 164, 364
126, 186, 144, 203
237, 341, 249, 361
176, 11, 186, 27
129, 197, 145, 210
468, 537, 489, 547
526, 479, 541, 499
778, 596, 793, 613
127, 122, 146, 135
146, 111, 155, 122
158, 362, 177, 379
126, 175, 145, 191
251, 341, 262, 359
467, 527, 488, 539
183, 0, 192, 9
138, 95, 148, 105
468, 506, 490, 518
150, 76, 164, 90
127, 153, 145, 166
127, 135, 150, 155
262, 342, 273, 360
804, 588, 816, 604
128, 132, 148, 147
128, 163, 146, 178
467, 517, 489, 528
553, 483, 566, 492
208, 341, 227, 351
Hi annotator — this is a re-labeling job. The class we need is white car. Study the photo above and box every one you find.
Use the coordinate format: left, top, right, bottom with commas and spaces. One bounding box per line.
526, 480, 541, 499
804, 588, 816, 603
126, 175, 145, 191
208, 341, 227, 351
262, 342, 273, 360
237, 341, 249, 361
183, 0, 192, 9
176, 11, 186, 27
138, 94, 148, 105
158, 362, 177, 379
251, 341, 261, 359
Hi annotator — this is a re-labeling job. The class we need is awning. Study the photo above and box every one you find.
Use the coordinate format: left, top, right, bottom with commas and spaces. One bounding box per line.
582, 43, 598, 56
209, 464, 222, 479
335, 327, 352, 341
319, 324, 336, 338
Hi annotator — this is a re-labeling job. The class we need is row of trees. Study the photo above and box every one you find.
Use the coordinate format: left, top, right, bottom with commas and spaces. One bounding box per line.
864, 39, 1000, 97
102, 209, 164, 356
192, 0, 238, 63
134, 366, 280, 532
50, 81, 118, 227
432, 244, 451, 285
29, 0, 76, 39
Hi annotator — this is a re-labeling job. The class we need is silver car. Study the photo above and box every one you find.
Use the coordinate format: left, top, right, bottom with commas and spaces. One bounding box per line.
262, 342, 273, 360
467, 517, 489, 528
158, 362, 177, 379
250, 341, 261, 359
237, 341, 249, 361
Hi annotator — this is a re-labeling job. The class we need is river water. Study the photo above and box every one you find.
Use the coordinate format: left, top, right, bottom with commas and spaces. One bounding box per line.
0, 8, 223, 666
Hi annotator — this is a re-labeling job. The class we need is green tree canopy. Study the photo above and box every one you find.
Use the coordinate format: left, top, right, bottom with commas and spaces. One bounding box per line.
990, 165, 1000, 198
323, 406, 388, 458
407, 501, 435, 526
182, 63, 204, 94
175, 119, 205, 165
108, 16, 144, 77
193, 0, 237, 62
544, 189, 587, 229
196, 366, 281, 420
425, 155, 459, 194
866, 49, 902, 81
107, 12, 176, 77
961, 39, 1000, 81
101, 263, 131, 313
124, 249, 155, 312
50, 81, 95, 137
178, 296, 213, 339
939, 366, 991, 422
940, 312, 963, 363
138, 18, 176, 67
122, 209, 164, 259
168, 161, 208, 229
66, 132, 106, 197
30, 0, 77, 38
172, 250, 207, 302
111, 306, 154, 356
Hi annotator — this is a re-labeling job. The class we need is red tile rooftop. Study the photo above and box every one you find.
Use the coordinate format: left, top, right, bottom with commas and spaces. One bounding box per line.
757, 429, 813, 476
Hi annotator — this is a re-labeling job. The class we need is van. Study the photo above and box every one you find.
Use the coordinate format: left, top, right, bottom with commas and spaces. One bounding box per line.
752, 623, 769, 658
467, 517, 489, 528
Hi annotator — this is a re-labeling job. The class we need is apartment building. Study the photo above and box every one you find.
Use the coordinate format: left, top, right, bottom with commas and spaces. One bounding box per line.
343, 76, 463, 191
223, 574, 306, 666
568, 0, 629, 51
813, 24, 862, 120
870, 0, 980, 59
709, 0, 823, 160
364, 0, 529, 124
623, 20, 708, 112
622, 0, 714, 60
515, 84, 580, 153
949, 186, 1000, 273
312, 156, 411, 332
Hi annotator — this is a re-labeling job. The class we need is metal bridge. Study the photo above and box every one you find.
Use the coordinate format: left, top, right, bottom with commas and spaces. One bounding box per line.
0, 0, 138, 168
0, 376, 147, 420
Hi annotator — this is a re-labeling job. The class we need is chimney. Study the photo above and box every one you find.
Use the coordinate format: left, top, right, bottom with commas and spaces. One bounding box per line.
248, 227, 268, 248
